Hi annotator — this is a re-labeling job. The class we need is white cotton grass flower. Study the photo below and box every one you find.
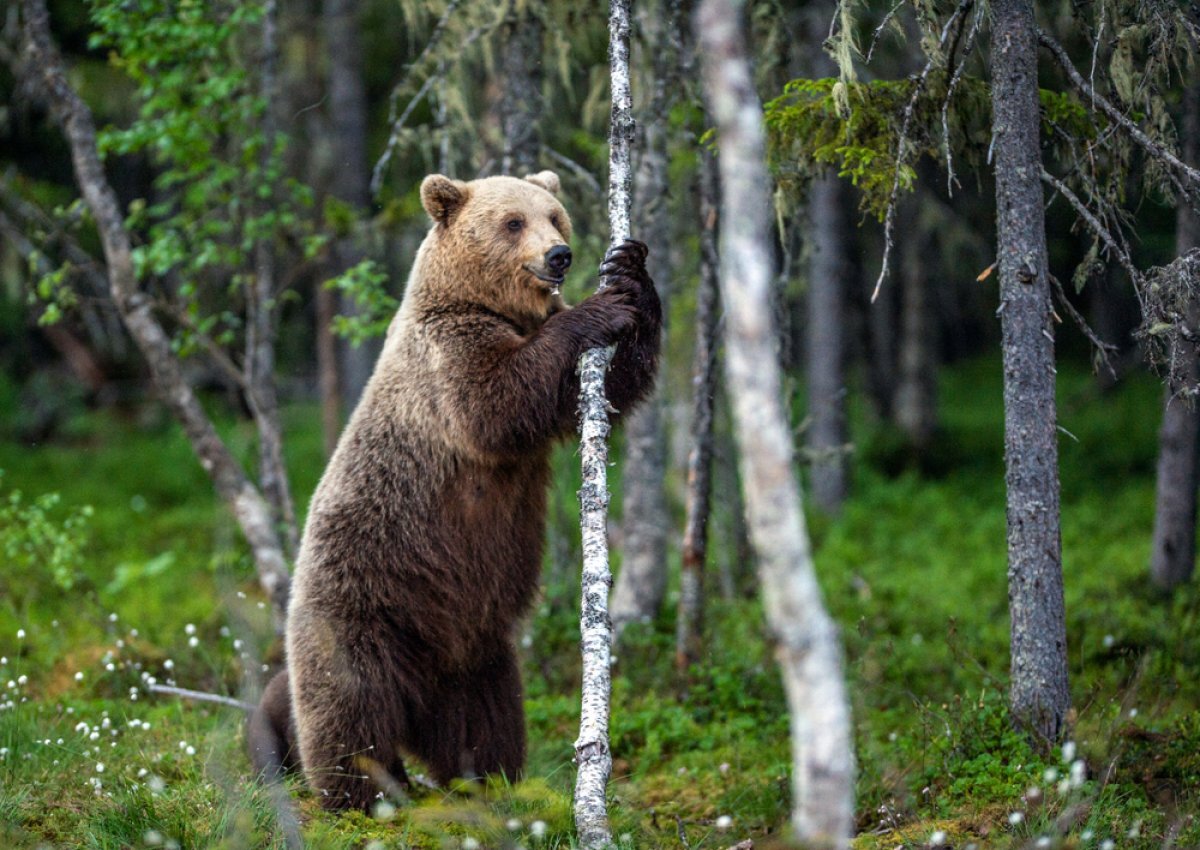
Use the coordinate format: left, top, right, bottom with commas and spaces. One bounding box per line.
506, 818, 522, 831
1061, 740, 1076, 763
461, 838, 481, 850
928, 830, 947, 846
184, 624, 196, 636
1099, 840, 1115, 850
1008, 811, 1025, 825
1035, 837, 1051, 848
16, 629, 25, 640
529, 820, 547, 838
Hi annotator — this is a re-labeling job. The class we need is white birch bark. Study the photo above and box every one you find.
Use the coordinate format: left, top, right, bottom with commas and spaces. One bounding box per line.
697, 0, 855, 845
573, 0, 633, 846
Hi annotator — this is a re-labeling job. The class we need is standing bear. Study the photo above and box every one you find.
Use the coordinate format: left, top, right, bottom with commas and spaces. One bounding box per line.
247, 171, 661, 810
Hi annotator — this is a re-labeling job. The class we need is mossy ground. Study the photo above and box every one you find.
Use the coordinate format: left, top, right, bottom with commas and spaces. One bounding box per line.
0, 359, 1197, 848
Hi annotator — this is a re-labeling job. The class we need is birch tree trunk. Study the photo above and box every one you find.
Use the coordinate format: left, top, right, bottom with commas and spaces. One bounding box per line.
697, 0, 855, 844
21, 0, 292, 630
574, 0, 633, 844
611, 0, 678, 642
990, 0, 1070, 742
1149, 78, 1200, 591
675, 146, 720, 674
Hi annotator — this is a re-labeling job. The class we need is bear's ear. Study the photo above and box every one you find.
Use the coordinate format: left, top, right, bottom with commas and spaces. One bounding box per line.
524, 171, 561, 196
421, 175, 469, 224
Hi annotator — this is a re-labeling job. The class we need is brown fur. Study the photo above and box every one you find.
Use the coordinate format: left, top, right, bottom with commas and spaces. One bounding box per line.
247, 172, 660, 810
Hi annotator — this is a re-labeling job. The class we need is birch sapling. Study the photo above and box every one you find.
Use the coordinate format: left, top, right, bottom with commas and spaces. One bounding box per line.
573, 0, 633, 845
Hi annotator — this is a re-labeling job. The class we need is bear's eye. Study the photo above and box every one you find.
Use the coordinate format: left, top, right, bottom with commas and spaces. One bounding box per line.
550, 214, 561, 231
506, 218, 524, 233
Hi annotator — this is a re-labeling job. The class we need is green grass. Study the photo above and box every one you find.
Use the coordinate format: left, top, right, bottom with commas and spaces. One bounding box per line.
0, 359, 1198, 848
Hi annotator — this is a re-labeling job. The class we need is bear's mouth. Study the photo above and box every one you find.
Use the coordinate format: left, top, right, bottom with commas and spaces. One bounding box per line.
523, 265, 564, 294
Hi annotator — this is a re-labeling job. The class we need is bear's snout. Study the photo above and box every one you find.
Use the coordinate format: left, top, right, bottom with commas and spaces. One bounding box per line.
545, 245, 572, 276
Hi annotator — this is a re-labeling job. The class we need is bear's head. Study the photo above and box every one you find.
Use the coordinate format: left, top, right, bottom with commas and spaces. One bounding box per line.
416, 171, 573, 325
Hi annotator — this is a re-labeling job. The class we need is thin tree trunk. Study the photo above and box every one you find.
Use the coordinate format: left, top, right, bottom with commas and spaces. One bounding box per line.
611, 0, 677, 642
573, 0, 633, 843
21, 0, 291, 629
316, 281, 342, 458
499, 1, 543, 174
247, 0, 299, 558
675, 146, 720, 674
1150, 78, 1200, 591
697, 0, 855, 845
805, 174, 851, 514
893, 197, 938, 450
324, 0, 376, 414
991, 0, 1070, 743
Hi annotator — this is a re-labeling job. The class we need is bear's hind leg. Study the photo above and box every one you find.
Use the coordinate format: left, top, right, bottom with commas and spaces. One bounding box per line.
418, 649, 526, 786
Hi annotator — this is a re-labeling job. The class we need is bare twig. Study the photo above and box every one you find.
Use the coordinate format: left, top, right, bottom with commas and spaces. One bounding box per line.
1038, 29, 1200, 193
942, 0, 984, 196
872, 0, 973, 303
1049, 272, 1119, 378
541, 145, 603, 195
1039, 168, 1143, 302
148, 683, 256, 712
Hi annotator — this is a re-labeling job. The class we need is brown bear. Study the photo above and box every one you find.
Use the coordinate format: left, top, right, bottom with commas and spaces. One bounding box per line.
247, 170, 661, 811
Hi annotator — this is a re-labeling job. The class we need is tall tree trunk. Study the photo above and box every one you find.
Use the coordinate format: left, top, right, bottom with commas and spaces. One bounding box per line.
675, 146, 720, 674
324, 0, 376, 414
1149, 79, 1200, 590
316, 282, 341, 458
499, 2, 543, 174
991, 0, 1070, 743
21, 0, 292, 629
611, 0, 677, 642
698, 0, 855, 844
574, 0, 633, 843
247, 0, 299, 558
805, 174, 851, 514
893, 197, 939, 450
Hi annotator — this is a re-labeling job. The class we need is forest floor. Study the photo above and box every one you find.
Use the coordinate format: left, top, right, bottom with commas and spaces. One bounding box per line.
0, 358, 1198, 849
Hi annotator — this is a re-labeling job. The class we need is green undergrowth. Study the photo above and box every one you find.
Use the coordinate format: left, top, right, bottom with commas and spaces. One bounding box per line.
0, 359, 1198, 847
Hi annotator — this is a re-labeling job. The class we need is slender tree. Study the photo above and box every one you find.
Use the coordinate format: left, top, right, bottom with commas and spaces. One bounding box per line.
611, 0, 677, 642
19, 0, 292, 628
574, 0, 633, 842
991, 0, 1070, 742
1150, 78, 1200, 591
698, 0, 855, 843
499, 0, 544, 174
676, 146, 720, 674
893, 195, 939, 450
324, 0, 376, 414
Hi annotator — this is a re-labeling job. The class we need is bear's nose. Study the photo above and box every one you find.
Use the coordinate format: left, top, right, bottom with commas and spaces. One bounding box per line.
546, 245, 572, 275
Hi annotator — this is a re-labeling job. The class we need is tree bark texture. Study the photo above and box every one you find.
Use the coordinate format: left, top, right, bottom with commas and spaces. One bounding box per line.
805, 174, 851, 514
991, 0, 1070, 743
248, 0, 299, 558
323, 0, 377, 414
1149, 79, 1200, 591
675, 146, 720, 674
697, 0, 855, 845
893, 198, 938, 449
500, 2, 544, 174
574, 0, 634, 844
21, 0, 292, 629
611, 0, 677, 642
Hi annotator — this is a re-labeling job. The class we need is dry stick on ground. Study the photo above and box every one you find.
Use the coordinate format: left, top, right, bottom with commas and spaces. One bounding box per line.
697, 0, 855, 845
573, 0, 634, 845
20, 0, 292, 630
